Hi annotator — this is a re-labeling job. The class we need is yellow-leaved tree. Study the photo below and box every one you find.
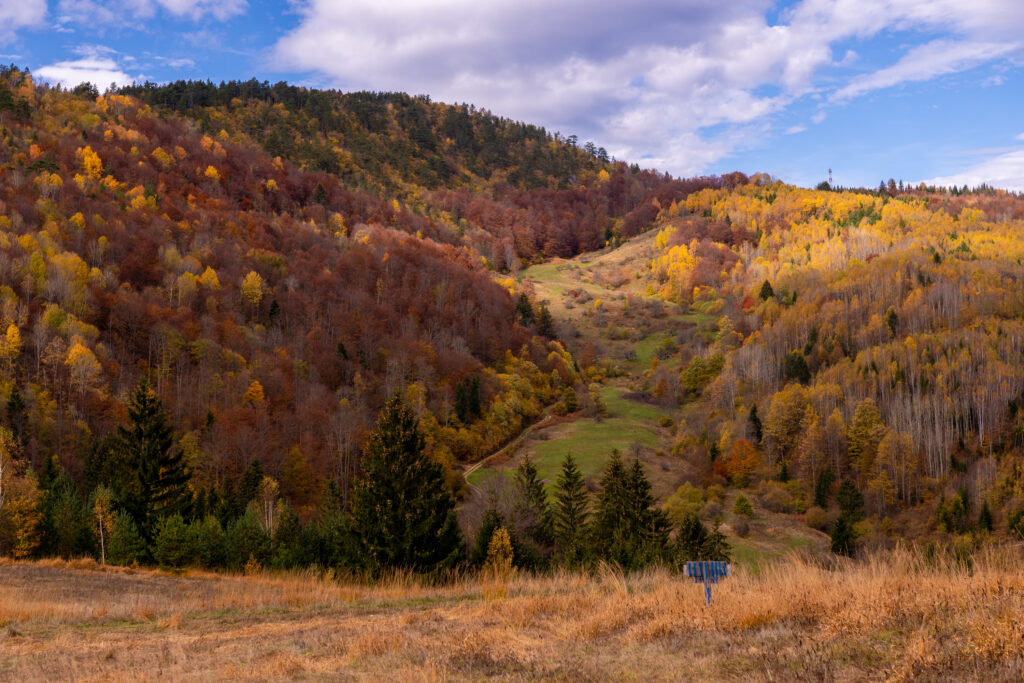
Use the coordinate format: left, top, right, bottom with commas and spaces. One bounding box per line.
241, 271, 263, 309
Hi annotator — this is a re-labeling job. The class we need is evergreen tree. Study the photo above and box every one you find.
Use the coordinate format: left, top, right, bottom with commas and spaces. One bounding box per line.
189, 515, 226, 568
590, 450, 630, 562
6, 385, 26, 445
759, 280, 775, 300
513, 456, 554, 551
271, 503, 305, 569
536, 304, 556, 338
349, 395, 463, 574
553, 454, 588, 564
836, 478, 865, 522
153, 513, 193, 568
226, 508, 270, 569
622, 457, 671, 566
237, 460, 264, 515
814, 466, 835, 508
701, 523, 731, 562
42, 470, 94, 558
454, 376, 481, 424
748, 404, 762, 444
674, 512, 708, 560
514, 293, 534, 325
830, 515, 854, 556
978, 501, 993, 532
112, 379, 191, 545
108, 509, 146, 565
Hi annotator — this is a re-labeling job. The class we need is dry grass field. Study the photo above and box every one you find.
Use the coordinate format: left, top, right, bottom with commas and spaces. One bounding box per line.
1, 549, 1022, 681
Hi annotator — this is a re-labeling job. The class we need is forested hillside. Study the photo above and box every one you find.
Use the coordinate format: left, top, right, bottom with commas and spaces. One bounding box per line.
0, 66, 743, 566
627, 180, 1024, 550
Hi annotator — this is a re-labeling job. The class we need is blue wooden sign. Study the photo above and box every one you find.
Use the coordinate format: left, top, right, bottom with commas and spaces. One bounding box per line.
684, 561, 730, 605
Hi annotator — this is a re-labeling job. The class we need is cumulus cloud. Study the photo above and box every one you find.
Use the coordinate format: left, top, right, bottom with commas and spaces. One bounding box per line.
36, 49, 139, 89
922, 148, 1024, 191
270, 0, 1024, 176
0, 0, 47, 42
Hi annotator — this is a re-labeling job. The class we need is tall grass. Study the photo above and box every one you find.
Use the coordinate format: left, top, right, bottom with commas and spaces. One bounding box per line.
1, 547, 1022, 680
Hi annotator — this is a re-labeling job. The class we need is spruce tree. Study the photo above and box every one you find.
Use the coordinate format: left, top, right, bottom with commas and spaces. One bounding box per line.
536, 304, 556, 338
623, 457, 671, 565
514, 293, 535, 325
553, 454, 588, 564
814, 466, 835, 508
836, 478, 865, 522
112, 379, 191, 546
349, 395, 463, 574
830, 514, 854, 556
514, 456, 554, 550
759, 279, 775, 300
590, 450, 629, 562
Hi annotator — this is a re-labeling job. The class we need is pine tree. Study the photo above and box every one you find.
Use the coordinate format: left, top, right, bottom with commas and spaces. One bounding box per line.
759, 279, 775, 300
112, 379, 191, 546
553, 454, 588, 564
349, 395, 463, 574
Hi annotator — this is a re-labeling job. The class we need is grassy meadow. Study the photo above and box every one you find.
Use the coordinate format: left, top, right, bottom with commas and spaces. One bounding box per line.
1, 549, 1022, 681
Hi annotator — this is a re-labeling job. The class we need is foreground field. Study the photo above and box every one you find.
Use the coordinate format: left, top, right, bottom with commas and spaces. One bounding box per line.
1, 550, 1022, 681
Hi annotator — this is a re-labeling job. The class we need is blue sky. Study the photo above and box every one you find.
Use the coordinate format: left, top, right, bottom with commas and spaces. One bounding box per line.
6, 0, 1024, 190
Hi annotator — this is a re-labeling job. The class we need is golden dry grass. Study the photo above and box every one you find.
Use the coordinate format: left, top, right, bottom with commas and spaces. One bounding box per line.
1, 549, 1022, 681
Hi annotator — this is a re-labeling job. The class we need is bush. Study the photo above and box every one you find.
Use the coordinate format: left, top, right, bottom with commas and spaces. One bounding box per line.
760, 483, 795, 513
1009, 506, 1024, 540
733, 495, 754, 518
732, 518, 750, 538
804, 506, 829, 531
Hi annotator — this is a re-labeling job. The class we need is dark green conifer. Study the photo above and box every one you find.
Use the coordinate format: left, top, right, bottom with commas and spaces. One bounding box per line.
349, 395, 463, 574
536, 304, 556, 338
112, 379, 192, 545
553, 454, 589, 564
514, 456, 554, 549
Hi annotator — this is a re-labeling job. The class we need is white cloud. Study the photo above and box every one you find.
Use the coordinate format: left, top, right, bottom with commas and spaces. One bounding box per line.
922, 148, 1024, 191
36, 55, 138, 89
249, 1, 1024, 175
831, 39, 1018, 102
55, 0, 245, 27
0, 0, 47, 42
785, 125, 807, 134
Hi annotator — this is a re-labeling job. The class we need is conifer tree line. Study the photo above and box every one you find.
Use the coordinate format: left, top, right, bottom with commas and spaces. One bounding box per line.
0, 386, 726, 573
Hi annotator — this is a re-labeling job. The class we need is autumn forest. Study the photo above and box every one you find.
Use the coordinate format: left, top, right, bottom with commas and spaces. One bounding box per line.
0, 64, 1023, 576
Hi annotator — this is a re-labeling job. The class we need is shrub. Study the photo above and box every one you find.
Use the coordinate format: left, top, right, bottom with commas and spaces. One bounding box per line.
804, 506, 829, 531
732, 518, 750, 538
760, 483, 794, 513
733, 495, 754, 518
